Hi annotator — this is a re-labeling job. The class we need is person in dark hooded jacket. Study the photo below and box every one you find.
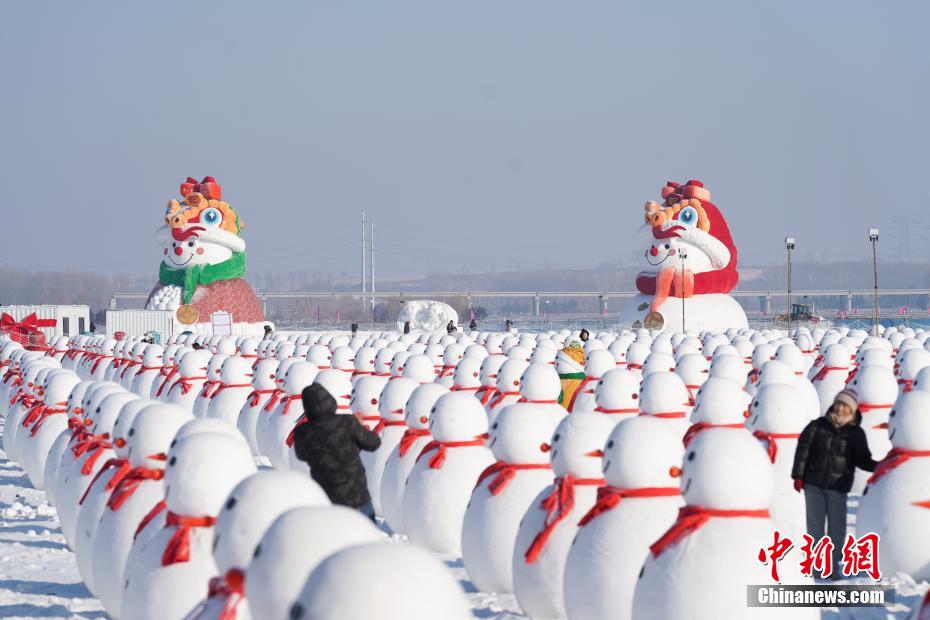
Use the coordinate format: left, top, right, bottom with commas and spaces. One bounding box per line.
792, 388, 877, 577
292, 383, 381, 519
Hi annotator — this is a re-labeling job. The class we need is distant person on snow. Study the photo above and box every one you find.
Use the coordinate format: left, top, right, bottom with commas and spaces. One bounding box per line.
791, 389, 876, 577
446, 320, 457, 335
469, 318, 477, 331
403, 321, 411, 335
579, 328, 590, 342
292, 384, 381, 521
263, 324, 273, 339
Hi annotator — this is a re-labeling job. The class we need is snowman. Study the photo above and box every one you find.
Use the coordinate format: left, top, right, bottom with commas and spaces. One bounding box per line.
632, 428, 815, 620
185, 470, 329, 620
564, 416, 684, 620
857, 389, 930, 580
245, 505, 383, 620
145, 177, 265, 330
619, 180, 748, 332
121, 432, 256, 620
380, 383, 449, 534
462, 402, 560, 594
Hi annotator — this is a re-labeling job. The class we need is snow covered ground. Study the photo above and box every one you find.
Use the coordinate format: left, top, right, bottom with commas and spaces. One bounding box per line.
0, 425, 923, 619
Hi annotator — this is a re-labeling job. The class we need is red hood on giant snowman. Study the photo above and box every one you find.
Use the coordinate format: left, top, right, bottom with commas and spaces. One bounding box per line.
635, 179, 739, 296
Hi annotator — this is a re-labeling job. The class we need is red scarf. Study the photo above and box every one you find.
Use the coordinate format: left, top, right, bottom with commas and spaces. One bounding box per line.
518, 398, 560, 404
524, 475, 604, 563
198, 379, 221, 399
475, 461, 552, 495
156, 366, 179, 397
578, 486, 680, 527
416, 434, 488, 469
594, 406, 639, 415
198, 568, 246, 620
107, 465, 165, 511
478, 387, 498, 407
162, 511, 217, 566
812, 366, 847, 382
398, 428, 431, 457
867, 448, 930, 485
650, 505, 770, 557
210, 383, 252, 399
898, 378, 914, 393
91, 355, 114, 375
374, 418, 406, 435
172, 376, 208, 396
263, 388, 285, 412
683, 422, 746, 447
752, 430, 800, 463
133, 499, 167, 540
488, 391, 520, 411
451, 384, 480, 392
640, 411, 686, 419
79, 458, 132, 505
68, 416, 89, 444
245, 388, 276, 407
120, 360, 142, 380
29, 405, 68, 436
282, 394, 302, 415
21, 402, 50, 429
80, 439, 113, 475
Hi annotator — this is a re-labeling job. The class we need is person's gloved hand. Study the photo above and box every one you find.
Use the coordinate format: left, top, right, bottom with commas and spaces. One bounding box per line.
793, 478, 804, 493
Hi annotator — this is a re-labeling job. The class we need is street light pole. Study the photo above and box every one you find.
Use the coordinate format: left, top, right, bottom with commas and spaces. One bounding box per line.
869, 228, 880, 335
680, 248, 688, 332
785, 237, 795, 332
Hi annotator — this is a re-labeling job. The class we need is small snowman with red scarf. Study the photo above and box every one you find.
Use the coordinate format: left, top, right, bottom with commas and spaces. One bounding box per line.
632, 428, 814, 620
620, 180, 748, 332
511, 412, 616, 619
857, 388, 930, 581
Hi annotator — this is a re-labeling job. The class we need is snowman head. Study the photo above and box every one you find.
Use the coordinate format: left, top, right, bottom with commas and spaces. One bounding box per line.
519, 363, 562, 402
160, 182, 246, 270
548, 412, 616, 478
213, 470, 329, 574
92, 392, 140, 437
603, 416, 684, 489
390, 351, 413, 379
488, 403, 561, 464
110, 400, 153, 458
178, 350, 211, 379
164, 432, 256, 515
681, 428, 772, 509
478, 353, 506, 388
888, 390, 930, 449
642, 351, 676, 377
747, 383, 808, 433
428, 391, 488, 442
585, 350, 617, 379
313, 369, 353, 411
451, 356, 482, 390
594, 368, 641, 412
378, 377, 418, 422
43, 371, 80, 407
691, 376, 751, 425
496, 359, 529, 394
220, 357, 253, 386
848, 365, 898, 403
141, 345, 164, 368
353, 347, 377, 375
639, 372, 691, 416
282, 362, 321, 397
404, 383, 449, 430
206, 354, 229, 382
403, 354, 436, 384
125, 403, 193, 467
675, 353, 710, 387
350, 375, 387, 417
251, 359, 279, 391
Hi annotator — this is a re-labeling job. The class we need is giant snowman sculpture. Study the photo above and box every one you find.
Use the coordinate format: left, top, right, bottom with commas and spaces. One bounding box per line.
145, 176, 266, 329
619, 180, 748, 332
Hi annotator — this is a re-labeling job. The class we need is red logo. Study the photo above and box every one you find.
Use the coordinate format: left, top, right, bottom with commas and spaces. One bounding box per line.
758, 531, 882, 582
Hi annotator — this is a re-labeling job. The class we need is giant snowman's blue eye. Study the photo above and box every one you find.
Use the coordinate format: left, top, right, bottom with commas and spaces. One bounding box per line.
202, 208, 222, 226
678, 206, 698, 227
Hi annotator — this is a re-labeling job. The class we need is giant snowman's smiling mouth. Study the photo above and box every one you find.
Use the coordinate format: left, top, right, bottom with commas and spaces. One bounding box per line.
646, 253, 670, 267
167, 255, 192, 267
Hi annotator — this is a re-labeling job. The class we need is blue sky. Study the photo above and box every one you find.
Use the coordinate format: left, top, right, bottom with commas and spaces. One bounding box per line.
2, 1, 928, 279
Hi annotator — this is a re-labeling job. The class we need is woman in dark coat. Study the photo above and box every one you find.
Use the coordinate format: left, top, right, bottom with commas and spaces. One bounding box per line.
792, 388, 877, 577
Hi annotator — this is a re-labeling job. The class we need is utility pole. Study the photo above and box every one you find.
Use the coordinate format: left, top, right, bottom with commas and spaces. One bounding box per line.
680, 248, 688, 332
785, 237, 795, 332
361, 211, 366, 320
870, 228, 880, 335
369, 219, 375, 320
